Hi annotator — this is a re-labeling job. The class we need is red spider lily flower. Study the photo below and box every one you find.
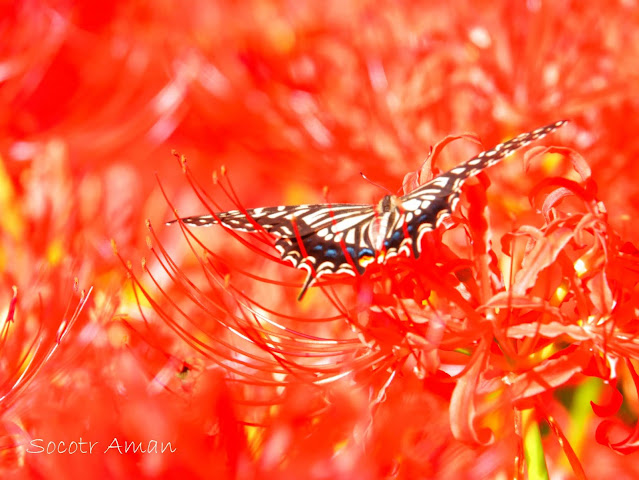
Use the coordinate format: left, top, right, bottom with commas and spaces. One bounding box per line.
122, 130, 639, 479
0, 124, 253, 480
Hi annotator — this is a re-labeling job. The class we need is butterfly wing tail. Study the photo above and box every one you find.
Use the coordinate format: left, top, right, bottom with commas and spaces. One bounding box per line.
297, 273, 315, 301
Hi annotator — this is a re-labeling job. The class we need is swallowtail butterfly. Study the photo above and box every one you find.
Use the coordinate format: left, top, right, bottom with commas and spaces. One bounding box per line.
173, 121, 567, 299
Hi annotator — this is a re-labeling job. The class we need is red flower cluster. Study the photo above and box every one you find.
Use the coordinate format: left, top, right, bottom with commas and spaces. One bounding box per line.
3, 1, 639, 479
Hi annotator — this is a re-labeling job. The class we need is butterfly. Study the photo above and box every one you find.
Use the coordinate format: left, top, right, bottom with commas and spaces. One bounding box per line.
173, 121, 567, 299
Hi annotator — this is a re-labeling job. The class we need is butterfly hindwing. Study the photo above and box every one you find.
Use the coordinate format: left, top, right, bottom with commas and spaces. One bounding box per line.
274, 211, 377, 299
379, 195, 451, 260
178, 204, 377, 297
270, 206, 377, 289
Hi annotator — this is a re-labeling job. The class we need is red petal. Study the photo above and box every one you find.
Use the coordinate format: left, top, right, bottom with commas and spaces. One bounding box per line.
595, 360, 639, 454
507, 349, 589, 403
449, 346, 494, 445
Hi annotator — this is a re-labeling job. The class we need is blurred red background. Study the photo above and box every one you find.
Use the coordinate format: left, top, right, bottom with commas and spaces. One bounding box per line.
2, 1, 639, 478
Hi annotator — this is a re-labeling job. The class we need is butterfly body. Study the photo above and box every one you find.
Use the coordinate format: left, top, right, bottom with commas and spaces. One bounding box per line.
173, 121, 567, 299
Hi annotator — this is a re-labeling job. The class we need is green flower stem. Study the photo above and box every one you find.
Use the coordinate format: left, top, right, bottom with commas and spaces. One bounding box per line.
522, 408, 549, 480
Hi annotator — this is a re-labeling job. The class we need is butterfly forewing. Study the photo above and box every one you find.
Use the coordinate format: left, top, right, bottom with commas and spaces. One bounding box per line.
392, 120, 568, 257
179, 204, 374, 238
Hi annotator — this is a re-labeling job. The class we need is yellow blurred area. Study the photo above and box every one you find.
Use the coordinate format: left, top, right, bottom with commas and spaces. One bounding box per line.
0, 245, 5, 273
118, 283, 153, 315
422, 290, 438, 308
0, 156, 24, 240
552, 282, 568, 305
254, 1, 296, 53
46, 239, 64, 266
284, 182, 315, 205
245, 424, 264, 458
18, 344, 35, 378
529, 342, 558, 363
495, 194, 527, 216
333, 437, 348, 453
483, 404, 506, 438
540, 152, 564, 174
267, 19, 296, 53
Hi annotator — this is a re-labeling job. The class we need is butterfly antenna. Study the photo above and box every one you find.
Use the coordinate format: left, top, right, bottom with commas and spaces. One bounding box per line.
360, 172, 394, 196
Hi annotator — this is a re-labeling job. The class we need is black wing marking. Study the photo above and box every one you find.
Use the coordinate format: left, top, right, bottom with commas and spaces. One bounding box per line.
176, 203, 373, 238
176, 204, 377, 299
388, 120, 568, 258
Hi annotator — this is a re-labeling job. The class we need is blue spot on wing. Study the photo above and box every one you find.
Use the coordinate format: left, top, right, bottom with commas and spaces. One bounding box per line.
359, 248, 374, 258
275, 232, 375, 275
383, 230, 405, 249
417, 213, 430, 224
